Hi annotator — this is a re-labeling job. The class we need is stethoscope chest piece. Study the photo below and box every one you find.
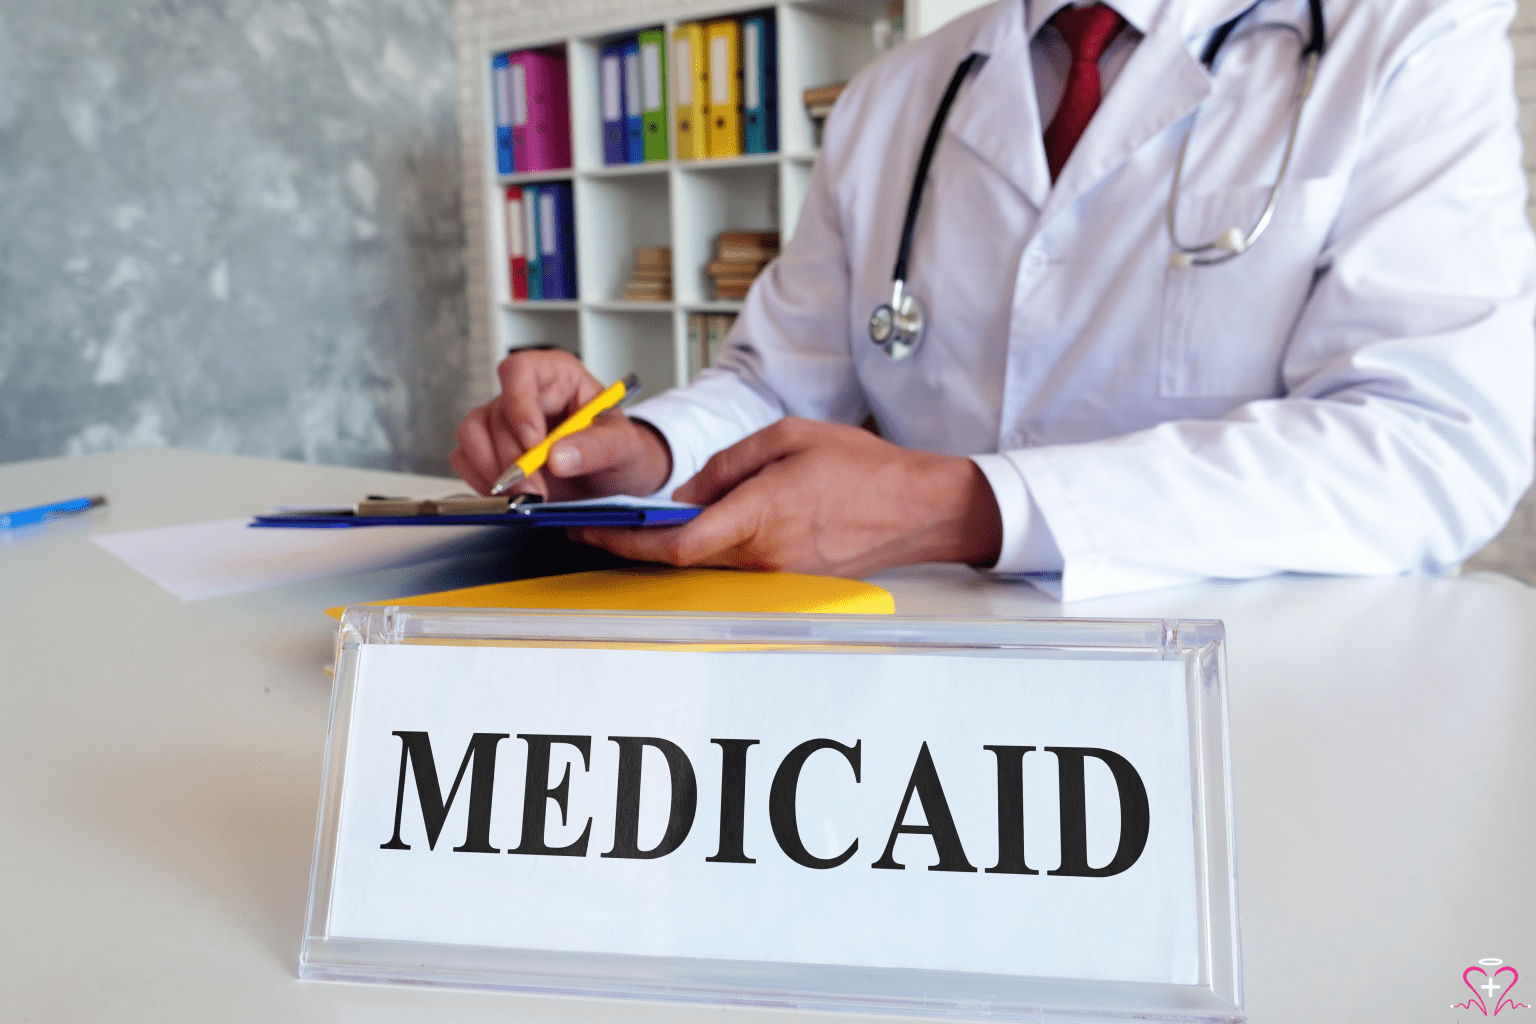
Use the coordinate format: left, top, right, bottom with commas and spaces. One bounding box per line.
869, 281, 926, 360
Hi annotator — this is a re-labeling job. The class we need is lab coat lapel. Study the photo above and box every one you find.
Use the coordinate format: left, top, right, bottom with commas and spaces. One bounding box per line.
1039, 0, 1210, 221
943, 1, 1053, 212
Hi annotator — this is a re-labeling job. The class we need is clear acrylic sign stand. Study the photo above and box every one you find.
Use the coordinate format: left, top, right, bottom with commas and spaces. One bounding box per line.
303, 608, 1241, 1023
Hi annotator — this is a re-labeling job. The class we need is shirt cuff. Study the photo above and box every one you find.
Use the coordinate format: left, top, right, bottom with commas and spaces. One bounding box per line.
969, 452, 1064, 574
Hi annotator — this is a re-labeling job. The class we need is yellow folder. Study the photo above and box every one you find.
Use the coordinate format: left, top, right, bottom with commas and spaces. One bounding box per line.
328, 567, 894, 619
673, 23, 709, 160
705, 19, 742, 158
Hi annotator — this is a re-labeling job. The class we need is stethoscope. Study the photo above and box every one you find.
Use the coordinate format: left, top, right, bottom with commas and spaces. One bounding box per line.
869, 0, 1327, 360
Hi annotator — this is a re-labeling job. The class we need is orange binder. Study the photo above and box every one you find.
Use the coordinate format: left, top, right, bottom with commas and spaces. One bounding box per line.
705, 19, 742, 158
328, 567, 895, 619
672, 23, 709, 160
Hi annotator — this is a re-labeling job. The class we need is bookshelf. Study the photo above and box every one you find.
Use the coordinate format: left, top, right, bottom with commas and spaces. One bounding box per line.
476, 0, 898, 392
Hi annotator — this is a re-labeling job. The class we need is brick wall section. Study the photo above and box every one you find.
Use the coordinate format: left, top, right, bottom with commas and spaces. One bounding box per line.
452, 0, 1536, 583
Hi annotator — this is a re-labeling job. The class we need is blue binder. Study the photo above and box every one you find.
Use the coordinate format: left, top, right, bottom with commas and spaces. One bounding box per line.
742, 16, 778, 154
492, 53, 516, 173
600, 43, 627, 165
524, 184, 544, 300
539, 183, 577, 300
622, 38, 644, 163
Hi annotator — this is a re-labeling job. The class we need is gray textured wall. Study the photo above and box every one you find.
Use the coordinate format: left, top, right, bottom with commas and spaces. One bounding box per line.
0, 0, 473, 473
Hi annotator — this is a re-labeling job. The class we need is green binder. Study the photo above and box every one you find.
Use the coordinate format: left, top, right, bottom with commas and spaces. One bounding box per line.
638, 28, 669, 161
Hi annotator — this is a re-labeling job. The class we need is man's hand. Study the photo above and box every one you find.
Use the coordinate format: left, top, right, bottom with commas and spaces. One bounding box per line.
450, 349, 672, 499
573, 418, 1003, 577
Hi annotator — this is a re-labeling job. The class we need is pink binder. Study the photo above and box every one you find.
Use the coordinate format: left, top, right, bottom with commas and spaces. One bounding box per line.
508, 49, 571, 172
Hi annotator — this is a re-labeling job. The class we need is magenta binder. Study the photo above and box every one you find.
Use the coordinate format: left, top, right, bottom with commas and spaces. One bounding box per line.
509, 49, 571, 172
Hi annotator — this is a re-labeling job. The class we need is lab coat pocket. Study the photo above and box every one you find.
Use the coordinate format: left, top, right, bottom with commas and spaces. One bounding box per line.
1159, 176, 1346, 399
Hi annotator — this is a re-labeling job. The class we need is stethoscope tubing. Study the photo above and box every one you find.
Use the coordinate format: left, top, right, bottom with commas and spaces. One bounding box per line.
872, 0, 1327, 355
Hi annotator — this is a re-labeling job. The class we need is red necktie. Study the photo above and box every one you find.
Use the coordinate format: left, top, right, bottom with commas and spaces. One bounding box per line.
1042, 3, 1125, 181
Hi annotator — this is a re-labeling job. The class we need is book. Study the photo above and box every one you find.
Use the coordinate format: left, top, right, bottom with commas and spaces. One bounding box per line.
600, 43, 627, 165
622, 37, 644, 163
741, 15, 778, 154
492, 53, 516, 173
504, 186, 529, 301
524, 183, 543, 299
705, 19, 742, 158
705, 314, 735, 363
672, 23, 708, 159
638, 29, 669, 161
537, 182, 576, 300
687, 312, 706, 380
510, 49, 571, 172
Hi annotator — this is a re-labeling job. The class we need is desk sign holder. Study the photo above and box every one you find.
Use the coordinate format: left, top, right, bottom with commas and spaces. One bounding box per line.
303, 609, 1242, 1023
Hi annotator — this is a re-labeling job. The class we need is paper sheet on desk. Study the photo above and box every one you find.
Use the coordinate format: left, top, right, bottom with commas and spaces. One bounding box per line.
91, 519, 502, 601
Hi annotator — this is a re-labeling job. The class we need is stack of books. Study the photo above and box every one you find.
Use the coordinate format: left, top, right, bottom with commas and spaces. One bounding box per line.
707, 231, 779, 301
803, 81, 847, 121
623, 246, 672, 301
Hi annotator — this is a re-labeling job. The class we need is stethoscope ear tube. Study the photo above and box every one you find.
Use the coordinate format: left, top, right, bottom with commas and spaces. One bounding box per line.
871, 51, 985, 360
1167, 0, 1325, 268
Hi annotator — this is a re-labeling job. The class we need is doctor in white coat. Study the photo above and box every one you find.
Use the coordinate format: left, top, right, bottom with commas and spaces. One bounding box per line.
451, 0, 1536, 601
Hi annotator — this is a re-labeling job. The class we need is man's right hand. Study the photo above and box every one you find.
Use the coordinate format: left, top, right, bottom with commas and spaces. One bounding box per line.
450, 349, 673, 500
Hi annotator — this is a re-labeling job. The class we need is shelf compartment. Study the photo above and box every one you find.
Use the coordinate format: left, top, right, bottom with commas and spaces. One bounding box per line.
580, 308, 678, 393
576, 172, 672, 303
498, 305, 582, 360
673, 161, 779, 304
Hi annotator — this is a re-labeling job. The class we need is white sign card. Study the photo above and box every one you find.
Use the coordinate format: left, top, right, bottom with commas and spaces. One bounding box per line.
304, 611, 1241, 1023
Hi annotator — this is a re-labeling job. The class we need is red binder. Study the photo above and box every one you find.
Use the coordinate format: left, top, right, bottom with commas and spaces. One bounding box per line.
504, 186, 529, 300
509, 49, 571, 172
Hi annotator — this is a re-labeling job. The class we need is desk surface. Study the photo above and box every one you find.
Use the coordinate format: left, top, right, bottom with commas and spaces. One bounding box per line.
2, 448, 1532, 1024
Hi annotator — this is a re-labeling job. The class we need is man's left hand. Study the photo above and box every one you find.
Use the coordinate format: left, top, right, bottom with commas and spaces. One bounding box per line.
574, 418, 1003, 578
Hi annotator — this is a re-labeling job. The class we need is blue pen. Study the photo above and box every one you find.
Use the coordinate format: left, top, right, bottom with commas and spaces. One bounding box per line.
0, 494, 108, 530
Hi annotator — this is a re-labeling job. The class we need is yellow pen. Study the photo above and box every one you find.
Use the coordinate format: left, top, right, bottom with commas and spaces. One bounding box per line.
489, 373, 640, 495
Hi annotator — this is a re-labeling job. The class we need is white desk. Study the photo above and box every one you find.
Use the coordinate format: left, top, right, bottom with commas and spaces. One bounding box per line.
3, 448, 1532, 1023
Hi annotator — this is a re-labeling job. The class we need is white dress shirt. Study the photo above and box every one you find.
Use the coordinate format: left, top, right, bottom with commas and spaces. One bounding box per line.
629, 0, 1536, 600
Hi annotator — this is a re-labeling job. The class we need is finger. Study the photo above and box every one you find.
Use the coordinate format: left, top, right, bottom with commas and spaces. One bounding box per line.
545, 412, 642, 479
484, 400, 528, 478
673, 419, 807, 505
498, 350, 604, 448
452, 405, 501, 491
448, 447, 492, 495
576, 487, 768, 567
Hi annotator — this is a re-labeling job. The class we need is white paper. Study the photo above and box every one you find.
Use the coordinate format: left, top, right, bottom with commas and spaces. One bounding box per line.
539, 191, 555, 255
601, 54, 620, 122
673, 38, 692, 106
641, 41, 662, 112
743, 23, 760, 111
91, 519, 499, 602
709, 34, 729, 107
510, 62, 528, 126
327, 646, 1200, 985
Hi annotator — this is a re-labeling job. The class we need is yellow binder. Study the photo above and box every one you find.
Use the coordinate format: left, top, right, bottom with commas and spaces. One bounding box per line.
672, 23, 709, 160
328, 567, 895, 619
705, 19, 742, 158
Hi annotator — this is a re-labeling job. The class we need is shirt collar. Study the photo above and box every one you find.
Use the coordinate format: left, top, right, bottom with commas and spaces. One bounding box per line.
1025, 0, 1154, 40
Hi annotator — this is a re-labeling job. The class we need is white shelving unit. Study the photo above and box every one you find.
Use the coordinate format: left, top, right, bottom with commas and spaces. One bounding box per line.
478, 0, 894, 390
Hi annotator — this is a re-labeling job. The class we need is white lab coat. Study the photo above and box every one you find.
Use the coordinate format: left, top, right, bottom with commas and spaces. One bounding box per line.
629, 0, 1536, 601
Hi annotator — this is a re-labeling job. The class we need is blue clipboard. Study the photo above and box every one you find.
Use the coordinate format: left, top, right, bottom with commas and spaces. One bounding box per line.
251, 504, 700, 529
